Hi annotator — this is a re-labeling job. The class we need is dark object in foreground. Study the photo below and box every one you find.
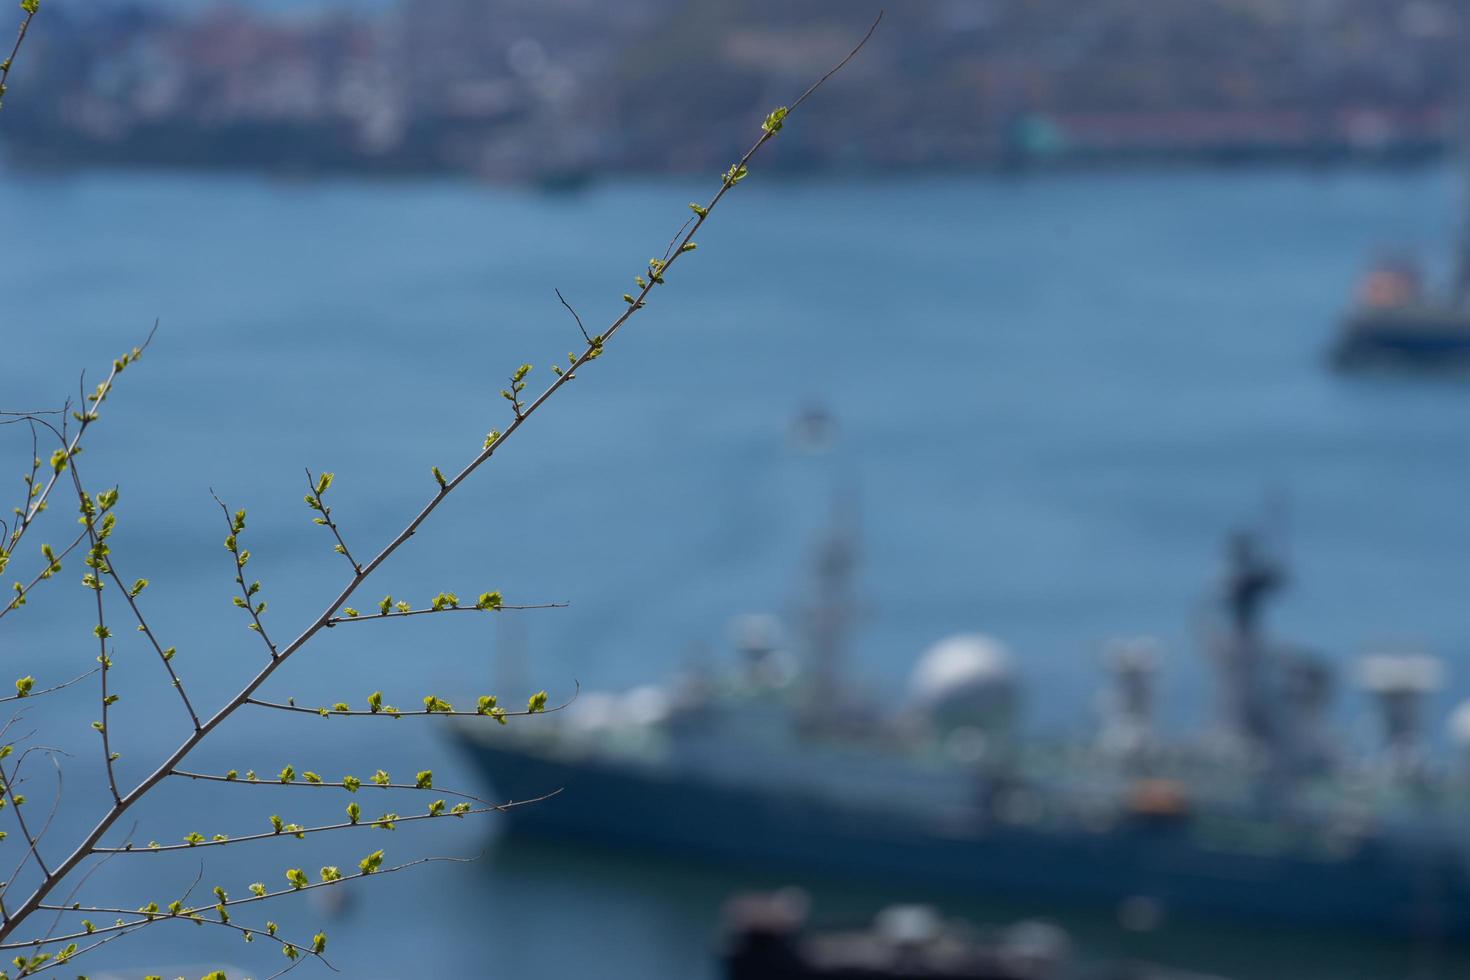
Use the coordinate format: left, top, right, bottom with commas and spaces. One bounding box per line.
719, 891, 1222, 980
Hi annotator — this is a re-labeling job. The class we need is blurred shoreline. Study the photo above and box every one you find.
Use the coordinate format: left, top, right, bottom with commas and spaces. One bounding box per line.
0, 0, 1461, 184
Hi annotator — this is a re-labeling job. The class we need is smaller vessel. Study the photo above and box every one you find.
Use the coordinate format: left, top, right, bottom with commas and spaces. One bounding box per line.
719, 891, 1223, 980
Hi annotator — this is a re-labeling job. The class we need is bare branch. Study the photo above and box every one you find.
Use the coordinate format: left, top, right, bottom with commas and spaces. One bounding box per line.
0, 21, 880, 945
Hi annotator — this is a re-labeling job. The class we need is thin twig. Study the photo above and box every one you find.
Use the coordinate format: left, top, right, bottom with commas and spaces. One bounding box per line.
554, 288, 592, 344
95, 552, 201, 730
22, 921, 147, 976
0, 751, 49, 882
1, 326, 154, 568
244, 683, 576, 719
0, 669, 98, 707
0, 5, 37, 113
60, 451, 200, 728
324, 601, 566, 626
64, 459, 122, 805
0, 522, 91, 622
42, 820, 135, 940
170, 769, 508, 807
93, 790, 559, 854
211, 490, 279, 658
24, 853, 480, 949
304, 468, 360, 574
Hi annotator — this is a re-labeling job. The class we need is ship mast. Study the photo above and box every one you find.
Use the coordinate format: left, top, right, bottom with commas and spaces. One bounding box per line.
1210, 530, 1287, 755
1455, 8, 1470, 307
798, 492, 860, 728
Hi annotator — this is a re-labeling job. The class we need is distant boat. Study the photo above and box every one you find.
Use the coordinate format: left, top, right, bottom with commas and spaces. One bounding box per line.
533, 163, 595, 195
1333, 89, 1470, 371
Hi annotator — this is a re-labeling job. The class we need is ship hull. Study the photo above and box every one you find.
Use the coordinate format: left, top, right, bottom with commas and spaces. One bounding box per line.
1332, 309, 1470, 370
456, 737, 1470, 942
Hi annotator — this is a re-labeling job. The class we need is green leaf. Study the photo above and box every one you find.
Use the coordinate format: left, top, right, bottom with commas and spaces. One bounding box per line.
762, 105, 789, 133
286, 868, 309, 890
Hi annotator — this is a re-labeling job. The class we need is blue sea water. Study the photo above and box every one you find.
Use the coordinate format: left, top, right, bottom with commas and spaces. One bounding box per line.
2, 164, 1469, 977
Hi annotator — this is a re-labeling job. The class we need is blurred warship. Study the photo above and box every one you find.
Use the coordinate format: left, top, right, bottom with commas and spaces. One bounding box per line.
453, 507, 1470, 941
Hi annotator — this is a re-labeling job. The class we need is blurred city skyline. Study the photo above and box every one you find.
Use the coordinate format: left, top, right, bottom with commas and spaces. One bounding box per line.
1, 0, 1465, 181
